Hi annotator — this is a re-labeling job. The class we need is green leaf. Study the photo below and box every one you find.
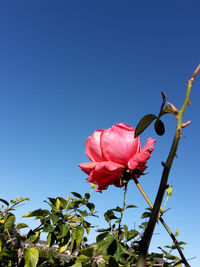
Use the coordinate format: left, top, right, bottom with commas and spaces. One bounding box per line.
84, 193, 90, 200
15, 223, 29, 229
71, 262, 82, 267
104, 210, 117, 222
127, 230, 139, 241
28, 231, 40, 243
86, 202, 95, 212
108, 256, 118, 267
57, 224, 69, 238
96, 227, 111, 233
96, 232, 110, 243
141, 211, 151, 219
125, 204, 137, 209
43, 222, 54, 232
154, 119, 165, 136
97, 234, 115, 255
75, 227, 84, 247
0, 198, 9, 206
4, 213, 15, 231
79, 246, 95, 258
112, 206, 122, 212
24, 248, 39, 267
135, 114, 157, 137
71, 192, 82, 199
123, 224, 128, 242
49, 214, 59, 225
46, 232, 56, 247
175, 228, 179, 237
59, 244, 68, 253
23, 209, 50, 218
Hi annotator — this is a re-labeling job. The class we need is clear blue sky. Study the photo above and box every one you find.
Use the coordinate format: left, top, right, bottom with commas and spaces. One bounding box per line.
0, 1, 200, 266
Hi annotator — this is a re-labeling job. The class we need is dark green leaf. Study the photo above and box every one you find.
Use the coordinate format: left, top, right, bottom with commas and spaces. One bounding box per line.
104, 210, 117, 221
46, 232, 56, 247
96, 232, 109, 243
135, 114, 157, 137
108, 256, 118, 267
79, 247, 95, 258
0, 198, 9, 206
23, 209, 50, 218
125, 204, 137, 209
43, 223, 54, 232
141, 211, 151, 219
112, 206, 122, 212
71, 192, 82, 199
15, 223, 29, 229
84, 193, 90, 200
154, 119, 165, 136
96, 227, 111, 233
97, 234, 115, 255
86, 202, 95, 212
57, 224, 69, 238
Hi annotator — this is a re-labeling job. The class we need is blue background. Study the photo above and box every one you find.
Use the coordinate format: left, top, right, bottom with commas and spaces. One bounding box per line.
0, 1, 199, 265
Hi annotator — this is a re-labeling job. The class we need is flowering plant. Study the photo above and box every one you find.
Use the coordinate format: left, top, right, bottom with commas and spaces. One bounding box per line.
79, 123, 156, 192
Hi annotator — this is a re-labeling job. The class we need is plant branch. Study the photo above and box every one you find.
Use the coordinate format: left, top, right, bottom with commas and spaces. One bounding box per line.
118, 184, 128, 234
133, 177, 190, 266
137, 64, 200, 267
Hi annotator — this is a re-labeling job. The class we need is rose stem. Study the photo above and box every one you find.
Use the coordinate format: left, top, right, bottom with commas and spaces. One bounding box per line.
137, 64, 200, 267
117, 183, 128, 240
133, 177, 190, 266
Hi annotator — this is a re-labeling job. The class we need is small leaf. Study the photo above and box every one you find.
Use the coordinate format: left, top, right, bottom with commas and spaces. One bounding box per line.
84, 193, 90, 200
86, 202, 95, 212
59, 244, 68, 253
23, 209, 49, 218
125, 204, 137, 209
75, 227, 84, 247
154, 119, 165, 136
135, 114, 157, 137
71, 192, 82, 199
0, 198, 9, 206
175, 228, 179, 237
167, 186, 173, 196
141, 211, 151, 219
4, 213, 15, 231
24, 248, 39, 267
127, 230, 139, 241
15, 223, 29, 229
96, 232, 109, 243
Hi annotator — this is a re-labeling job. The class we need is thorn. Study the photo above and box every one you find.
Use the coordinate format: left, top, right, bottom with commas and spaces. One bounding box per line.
181, 120, 191, 128
161, 161, 167, 167
188, 100, 192, 106
167, 102, 179, 113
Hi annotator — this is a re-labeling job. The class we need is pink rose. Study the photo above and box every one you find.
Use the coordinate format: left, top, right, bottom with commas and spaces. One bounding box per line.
79, 123, 156, 192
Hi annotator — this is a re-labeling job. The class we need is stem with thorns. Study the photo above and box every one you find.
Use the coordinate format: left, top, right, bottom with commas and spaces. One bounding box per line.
137, 64, 200, 267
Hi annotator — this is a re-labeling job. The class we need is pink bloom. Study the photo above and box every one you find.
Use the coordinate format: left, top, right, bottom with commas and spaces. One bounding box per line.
79, 123, 156, 192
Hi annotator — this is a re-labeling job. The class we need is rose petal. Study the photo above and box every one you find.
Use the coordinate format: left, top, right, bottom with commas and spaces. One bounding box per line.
86, 161, 124, 192
79, 162, 97, 175
85, 129, 106, 162
101, 123, 140, 165
128, 138, 156, 171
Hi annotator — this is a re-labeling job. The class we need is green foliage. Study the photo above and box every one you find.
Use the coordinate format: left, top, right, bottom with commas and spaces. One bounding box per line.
0, 192, 188, 266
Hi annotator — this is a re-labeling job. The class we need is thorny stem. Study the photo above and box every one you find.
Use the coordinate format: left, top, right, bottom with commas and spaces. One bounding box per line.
137, 64, 200, 267
118, 184, 128, 237
133, 177, 189, 266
